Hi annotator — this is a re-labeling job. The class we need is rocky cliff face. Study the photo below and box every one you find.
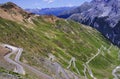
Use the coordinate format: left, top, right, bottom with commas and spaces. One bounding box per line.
60, 0, 120, 47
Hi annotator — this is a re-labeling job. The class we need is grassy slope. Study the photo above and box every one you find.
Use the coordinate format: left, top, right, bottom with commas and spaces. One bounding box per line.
0, 17, 119, 79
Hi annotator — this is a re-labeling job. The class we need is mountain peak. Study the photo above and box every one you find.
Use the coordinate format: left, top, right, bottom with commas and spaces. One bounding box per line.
4, 2, 17, 6
61, 0, 120, 47
0, 2, 32, 22
0, 2, 19, 9
92, 0, 111, 3
92, 0, 109, 1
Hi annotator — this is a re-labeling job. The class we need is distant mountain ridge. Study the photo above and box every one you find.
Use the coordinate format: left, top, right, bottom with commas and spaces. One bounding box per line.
58, 2, 93, 18
59, 0, 120, 47
26, 7, 76, 16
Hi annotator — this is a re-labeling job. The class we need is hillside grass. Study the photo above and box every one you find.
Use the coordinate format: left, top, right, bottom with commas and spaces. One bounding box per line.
0, 17, 119, 79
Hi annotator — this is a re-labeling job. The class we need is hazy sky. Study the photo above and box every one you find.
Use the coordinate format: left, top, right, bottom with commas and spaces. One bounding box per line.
0, 0, 92, 9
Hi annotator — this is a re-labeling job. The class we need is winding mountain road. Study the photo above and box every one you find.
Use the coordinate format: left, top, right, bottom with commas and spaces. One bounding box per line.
2, 44, 25, 75
53, 62, 70, 79
67, 57, 80, 75
112, 66, 120, 79
83, 48, 102, 79
48, 53, 70, 79
2, 44, 54, 79
83, 64, 88, 79
112, 50, 120, 79
15, 47, 54, 79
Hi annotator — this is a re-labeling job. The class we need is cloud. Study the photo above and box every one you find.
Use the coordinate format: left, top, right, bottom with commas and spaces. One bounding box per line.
43, 0, 54, 3
34, 3, 41, 8
67, 4, 74, 7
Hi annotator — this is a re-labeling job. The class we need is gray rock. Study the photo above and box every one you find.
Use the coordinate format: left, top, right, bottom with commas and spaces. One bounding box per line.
67, 0, 120, 47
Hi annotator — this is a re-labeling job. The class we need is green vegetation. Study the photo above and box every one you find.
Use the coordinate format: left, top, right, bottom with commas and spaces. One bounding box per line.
0, 16, 119, 79
0, 67, 23, 79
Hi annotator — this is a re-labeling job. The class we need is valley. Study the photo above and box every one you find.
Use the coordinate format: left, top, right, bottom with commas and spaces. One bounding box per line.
0, 1, 120, 79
